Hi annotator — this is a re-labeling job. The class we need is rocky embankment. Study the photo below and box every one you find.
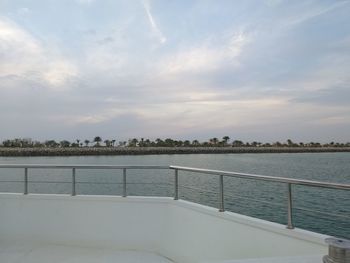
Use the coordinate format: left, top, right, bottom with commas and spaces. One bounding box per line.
0, 147, 349, 156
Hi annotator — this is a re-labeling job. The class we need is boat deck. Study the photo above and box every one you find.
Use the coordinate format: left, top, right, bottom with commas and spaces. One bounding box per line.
1, 164, 347, 263
0, 241, 173, 263
0, 241, 324, 263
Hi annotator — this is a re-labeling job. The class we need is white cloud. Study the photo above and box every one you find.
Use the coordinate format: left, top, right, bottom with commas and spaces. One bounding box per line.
158, 31, 249, 76
0, 18, 42, 76
0, 18, 78, 90
160, 46, 222, 74
0, 1, 349, 141
43, 60, 78, 86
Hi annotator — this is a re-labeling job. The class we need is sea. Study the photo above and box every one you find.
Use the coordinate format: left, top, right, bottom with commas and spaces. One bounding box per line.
0, 152, 349, 239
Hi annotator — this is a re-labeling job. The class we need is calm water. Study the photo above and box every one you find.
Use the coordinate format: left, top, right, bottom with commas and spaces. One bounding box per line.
0, 153, 349, 239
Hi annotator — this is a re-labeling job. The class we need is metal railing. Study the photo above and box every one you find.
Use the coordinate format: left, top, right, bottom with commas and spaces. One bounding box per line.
0, 164, 349, 230
169, 166, 350, 229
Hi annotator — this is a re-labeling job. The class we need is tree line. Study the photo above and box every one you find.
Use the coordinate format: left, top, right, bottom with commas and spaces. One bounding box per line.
1, 137, 349, 148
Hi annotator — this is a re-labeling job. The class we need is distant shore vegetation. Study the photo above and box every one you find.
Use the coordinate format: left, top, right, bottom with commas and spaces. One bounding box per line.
0, 136, 349, 156
1, 136, 349, 148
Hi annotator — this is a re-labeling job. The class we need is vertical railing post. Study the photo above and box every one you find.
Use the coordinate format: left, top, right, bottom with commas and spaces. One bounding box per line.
24, 168, 28, 195
219, 175, 225, 212
287, 183, 294, 229
72, 168, 76, 196
123, 168, 127, 197
174, 169, 179, 200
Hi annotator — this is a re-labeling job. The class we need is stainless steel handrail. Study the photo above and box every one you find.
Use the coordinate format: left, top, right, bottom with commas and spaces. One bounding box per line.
0, 164, 168, 198
169, 166, 350, 190
169, 165, 350, 229
0, 164, 349, 230
0, 164, 169, 169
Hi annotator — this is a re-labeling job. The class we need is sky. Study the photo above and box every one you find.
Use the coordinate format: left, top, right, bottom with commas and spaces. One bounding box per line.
0, 0, 350, 143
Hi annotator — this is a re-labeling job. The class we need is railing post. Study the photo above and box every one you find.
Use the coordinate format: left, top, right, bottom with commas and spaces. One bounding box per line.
24, 168, 28, 195
287, 183, 294, 229
219, 175, 225, 212
123, 168, 127, 197
174, 169, 179, 200
72, 168, 76, 196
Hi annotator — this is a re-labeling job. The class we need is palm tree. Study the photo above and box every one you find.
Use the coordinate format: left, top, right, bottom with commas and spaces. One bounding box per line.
84, 139, 90, 147
274, 141, 282, 147
119, 141, 127, 147
60, 140, 71, 148
144, 139, 151, 147
192, 140, 200, 146
222, 136, 230, 146
111, 139, 116, 147
184, 140, 191, 146
104, 140, 111, 147
251, 141, 258, 147
155, 138, 163, 146
128, 138, 138, 147
211, 137, 219, 146
94, 136, 102, 146
232, 140, 244, 147
45, 140, 58, 148
164, 138, 174, 147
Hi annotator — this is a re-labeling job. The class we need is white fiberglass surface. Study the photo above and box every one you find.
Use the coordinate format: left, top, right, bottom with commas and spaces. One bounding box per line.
0, 242, 173, 263
0, 194, 327, 263
213, 255, 322, 263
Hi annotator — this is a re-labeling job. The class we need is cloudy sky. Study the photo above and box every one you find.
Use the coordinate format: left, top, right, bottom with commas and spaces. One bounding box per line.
0, 0, 350, 143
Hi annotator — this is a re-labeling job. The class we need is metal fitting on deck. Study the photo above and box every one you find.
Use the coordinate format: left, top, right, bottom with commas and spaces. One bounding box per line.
323, 238, 350, 263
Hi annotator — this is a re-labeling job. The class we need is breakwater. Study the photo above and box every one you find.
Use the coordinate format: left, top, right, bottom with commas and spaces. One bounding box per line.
0, 147, 349, 156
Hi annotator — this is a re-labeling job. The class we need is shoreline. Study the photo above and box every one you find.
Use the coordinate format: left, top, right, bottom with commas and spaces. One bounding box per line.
0, 147, 349, 157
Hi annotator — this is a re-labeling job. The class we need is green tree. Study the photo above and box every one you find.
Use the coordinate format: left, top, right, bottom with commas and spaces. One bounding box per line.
60, 140, 71, 148
232, 140, 244, 147
104, 139, 111, 147
144, 139, 151, 147
184, 140, 191, 147
209, 137, 219, 146
128, 138, 138, 147
192, 140, 200, 146
2, 140, 12, 147
45, 140, 59, 148
155, 138, 163, 146
164, 138, 174, 147
119, 141, 127, 147
94, 136, 102, 146
222, 136, 230, 146
287, 139, 294, 147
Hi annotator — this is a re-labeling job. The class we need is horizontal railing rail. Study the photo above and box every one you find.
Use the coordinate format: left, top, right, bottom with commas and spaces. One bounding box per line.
169, 165, 350, 229
0, 164, 169, 169
0, 164, 349, 231
169, 166, 350, 190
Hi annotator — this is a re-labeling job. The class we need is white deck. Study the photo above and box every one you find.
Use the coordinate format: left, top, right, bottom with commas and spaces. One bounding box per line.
216, 255, 322, 263
0, 242, 173, 263
0, 194, 328, 263
0, 241, 323, 263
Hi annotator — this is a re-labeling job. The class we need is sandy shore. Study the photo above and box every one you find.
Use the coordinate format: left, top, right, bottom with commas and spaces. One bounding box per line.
0, 147, 349, 156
